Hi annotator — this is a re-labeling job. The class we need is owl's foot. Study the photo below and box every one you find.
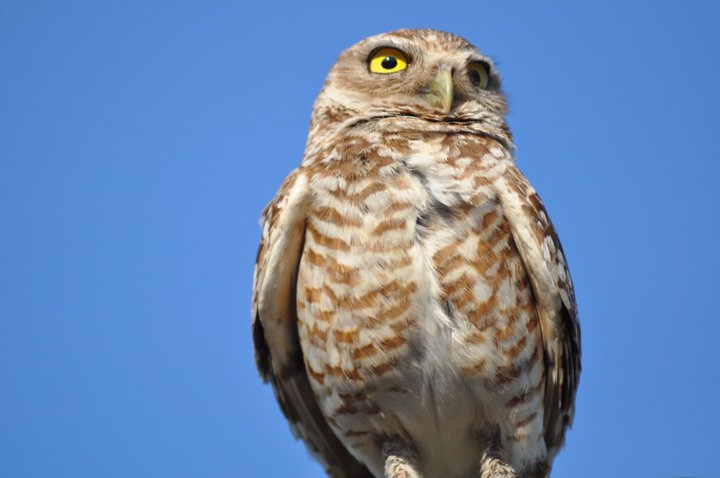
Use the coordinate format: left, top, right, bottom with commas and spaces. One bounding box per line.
384, 455, 422, 478
382, 438, 422, 478
479, 451, 516, 478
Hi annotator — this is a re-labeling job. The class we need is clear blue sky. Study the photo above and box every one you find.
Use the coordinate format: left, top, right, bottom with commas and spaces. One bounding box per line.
1, 1, 719, 477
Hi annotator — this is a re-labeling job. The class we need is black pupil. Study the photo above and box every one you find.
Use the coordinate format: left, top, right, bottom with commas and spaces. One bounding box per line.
468, 69, 481, 85
381, 56, 397, 69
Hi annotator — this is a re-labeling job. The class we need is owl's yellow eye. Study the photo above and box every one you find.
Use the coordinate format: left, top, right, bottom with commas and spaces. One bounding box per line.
467, 62, 489, 89
368, 48, 408, 74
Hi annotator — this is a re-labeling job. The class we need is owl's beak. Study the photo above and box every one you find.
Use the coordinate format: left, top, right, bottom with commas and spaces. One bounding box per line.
424, 68, 454, 114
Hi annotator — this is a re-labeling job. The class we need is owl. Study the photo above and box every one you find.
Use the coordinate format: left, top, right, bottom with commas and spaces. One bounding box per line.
252, 29, 580, 478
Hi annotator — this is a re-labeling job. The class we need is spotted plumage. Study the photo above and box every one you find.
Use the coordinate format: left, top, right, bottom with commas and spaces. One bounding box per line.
252, 29, 580, 478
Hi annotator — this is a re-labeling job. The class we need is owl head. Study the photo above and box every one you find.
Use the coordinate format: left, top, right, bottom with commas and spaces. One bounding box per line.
310, 29, 509, 138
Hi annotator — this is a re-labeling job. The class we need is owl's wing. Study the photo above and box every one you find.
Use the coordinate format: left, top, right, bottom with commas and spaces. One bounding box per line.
494, 165, 581, 459
252, 169, 374, 478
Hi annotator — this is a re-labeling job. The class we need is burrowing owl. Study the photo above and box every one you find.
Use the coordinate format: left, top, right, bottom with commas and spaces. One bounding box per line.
252, 29, 580, 478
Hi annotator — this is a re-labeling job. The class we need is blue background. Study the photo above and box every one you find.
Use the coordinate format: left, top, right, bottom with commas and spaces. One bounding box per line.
2, 1, 718, 477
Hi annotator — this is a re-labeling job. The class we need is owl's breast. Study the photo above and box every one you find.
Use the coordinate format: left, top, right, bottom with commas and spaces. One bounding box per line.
296, 135, 545, 476
296, 154, 430, 390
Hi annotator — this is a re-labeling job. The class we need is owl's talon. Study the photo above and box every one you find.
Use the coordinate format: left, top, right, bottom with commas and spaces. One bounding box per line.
384, 455, 422, 478
480, 453, 516, 478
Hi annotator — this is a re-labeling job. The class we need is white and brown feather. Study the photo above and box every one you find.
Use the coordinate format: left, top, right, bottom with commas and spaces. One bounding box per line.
253, 29, 579, 478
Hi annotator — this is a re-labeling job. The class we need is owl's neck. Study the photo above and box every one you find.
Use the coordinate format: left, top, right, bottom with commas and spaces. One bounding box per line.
303, 104, 514, 165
